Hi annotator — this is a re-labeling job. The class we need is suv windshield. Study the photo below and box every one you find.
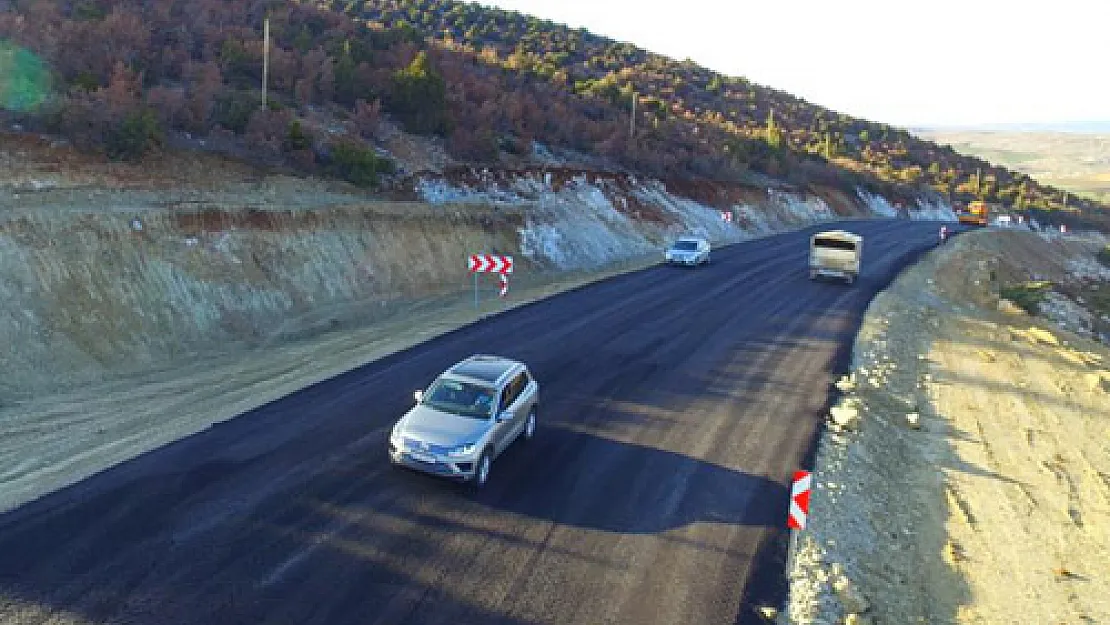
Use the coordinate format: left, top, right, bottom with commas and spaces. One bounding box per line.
814, 238, 856, 251
422, 378, 496, 419
671, 240, 699, 251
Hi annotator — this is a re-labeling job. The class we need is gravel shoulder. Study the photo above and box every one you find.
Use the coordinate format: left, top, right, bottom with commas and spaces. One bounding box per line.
785, 229, 1110, 624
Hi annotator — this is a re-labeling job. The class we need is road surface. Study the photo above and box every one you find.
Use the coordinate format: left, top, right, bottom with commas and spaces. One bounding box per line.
0, 220, 947, 625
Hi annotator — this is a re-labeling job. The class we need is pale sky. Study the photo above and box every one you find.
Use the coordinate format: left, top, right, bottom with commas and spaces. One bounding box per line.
480, 0, 1109, 129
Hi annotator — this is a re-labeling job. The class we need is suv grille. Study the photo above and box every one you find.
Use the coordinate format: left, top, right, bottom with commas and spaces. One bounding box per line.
403, 438, 453, 455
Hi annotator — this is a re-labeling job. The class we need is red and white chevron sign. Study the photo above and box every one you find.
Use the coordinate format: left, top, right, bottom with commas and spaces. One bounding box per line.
787, 470, 811, 530
468, 254, 514, 274
498, 273, 509, 297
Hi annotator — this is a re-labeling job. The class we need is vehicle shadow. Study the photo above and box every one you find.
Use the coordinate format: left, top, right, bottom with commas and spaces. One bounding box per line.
0, 425, 789, 625
410, 427, 792, 533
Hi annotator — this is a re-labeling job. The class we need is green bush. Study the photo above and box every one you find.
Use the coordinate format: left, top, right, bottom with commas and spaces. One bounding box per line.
214, 91, 259, 134
105, 110, 163, 162
70, 71, 101, 92
283, 120, 311, 152
387, 51, 450, 135
1097, 245, 1110, 268
999, 281, 1052, 315
327, 141, 394, 187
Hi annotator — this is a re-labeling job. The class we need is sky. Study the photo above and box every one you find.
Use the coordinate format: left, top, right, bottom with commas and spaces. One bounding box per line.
480, 0, 1109, 129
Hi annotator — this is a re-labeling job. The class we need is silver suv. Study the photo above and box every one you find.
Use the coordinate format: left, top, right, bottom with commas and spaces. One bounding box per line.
389, 355, 539, 488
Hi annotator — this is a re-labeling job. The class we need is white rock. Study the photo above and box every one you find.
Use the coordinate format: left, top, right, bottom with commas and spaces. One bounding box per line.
906, 412, 921, 429
833, 576, 870, 614
830, 405, 861, 430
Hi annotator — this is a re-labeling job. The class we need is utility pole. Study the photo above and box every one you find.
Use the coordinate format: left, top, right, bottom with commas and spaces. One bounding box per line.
262, 16, 270, 108
630, 90, 636, 140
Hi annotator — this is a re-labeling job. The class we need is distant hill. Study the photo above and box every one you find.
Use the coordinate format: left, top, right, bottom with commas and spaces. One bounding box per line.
917, 121, 1110, 134
0, 0, 1106, 224
917, 129, 1110, 205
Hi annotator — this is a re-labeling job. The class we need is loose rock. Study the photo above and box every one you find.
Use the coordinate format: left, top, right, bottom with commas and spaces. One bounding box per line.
830, 405, 861, 430
833, 576, 870, 615
906, 412, 921, 429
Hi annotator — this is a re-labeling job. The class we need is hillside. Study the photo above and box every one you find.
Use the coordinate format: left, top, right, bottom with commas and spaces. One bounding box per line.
916, 128, 1110, 204
0, 0, 1106, 226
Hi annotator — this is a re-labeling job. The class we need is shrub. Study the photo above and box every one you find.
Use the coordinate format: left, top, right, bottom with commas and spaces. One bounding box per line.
105, 109, 163, 162
282, 120, 311, 152
213, 91, 260, 134
999, 281, 1052, 315
1097, 245, 1110, 268
387, 51, 450, 135
326, 140, 394, 187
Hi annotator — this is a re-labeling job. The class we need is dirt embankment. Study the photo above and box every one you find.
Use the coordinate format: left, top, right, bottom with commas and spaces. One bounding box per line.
785, 229, 1110, 624
5, 131, 919, 401
1, 193, 535, 399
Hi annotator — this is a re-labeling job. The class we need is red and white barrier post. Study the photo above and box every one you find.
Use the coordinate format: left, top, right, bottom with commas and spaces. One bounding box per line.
468, 254, 514, 311
786, 469, 811, 569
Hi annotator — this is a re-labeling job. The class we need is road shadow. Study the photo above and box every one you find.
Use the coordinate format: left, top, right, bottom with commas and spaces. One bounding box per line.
431, 428, 792, 533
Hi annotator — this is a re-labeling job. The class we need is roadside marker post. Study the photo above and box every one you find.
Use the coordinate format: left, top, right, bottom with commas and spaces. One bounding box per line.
786, 470, 811, 572
468, 254, 514, 312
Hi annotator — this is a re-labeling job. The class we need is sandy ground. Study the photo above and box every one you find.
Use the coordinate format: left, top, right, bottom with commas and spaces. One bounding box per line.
785, 229, 1110, 624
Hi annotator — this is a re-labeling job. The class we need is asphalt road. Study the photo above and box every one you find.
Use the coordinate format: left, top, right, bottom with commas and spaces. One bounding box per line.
0, 220, 949, 625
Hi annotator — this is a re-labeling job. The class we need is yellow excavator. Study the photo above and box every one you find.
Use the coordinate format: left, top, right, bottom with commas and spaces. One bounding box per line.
958, 200, 989, 227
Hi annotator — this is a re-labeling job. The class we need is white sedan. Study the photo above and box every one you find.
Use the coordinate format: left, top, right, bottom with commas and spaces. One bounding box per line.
664, 237, 711, 266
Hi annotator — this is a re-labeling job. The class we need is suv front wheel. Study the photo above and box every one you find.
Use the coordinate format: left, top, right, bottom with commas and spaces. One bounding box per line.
523, 408, 536, 441
472, 451, 492, 489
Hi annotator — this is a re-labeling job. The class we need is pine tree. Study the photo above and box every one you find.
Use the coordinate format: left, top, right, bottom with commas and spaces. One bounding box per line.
765, 109, 782, 149
388, 51, 450, 135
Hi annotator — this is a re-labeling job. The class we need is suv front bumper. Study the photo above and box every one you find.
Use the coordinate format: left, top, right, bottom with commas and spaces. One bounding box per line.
389, 444, 477, 481
667, 256, 702, 266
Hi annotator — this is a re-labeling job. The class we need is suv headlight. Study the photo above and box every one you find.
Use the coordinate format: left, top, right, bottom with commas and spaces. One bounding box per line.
446, 443, 477, 457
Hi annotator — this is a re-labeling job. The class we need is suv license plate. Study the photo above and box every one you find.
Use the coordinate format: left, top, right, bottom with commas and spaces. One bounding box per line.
409, 452, 436, 464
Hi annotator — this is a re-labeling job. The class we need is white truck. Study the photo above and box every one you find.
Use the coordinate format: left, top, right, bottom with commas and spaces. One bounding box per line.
809, 230, 863, 284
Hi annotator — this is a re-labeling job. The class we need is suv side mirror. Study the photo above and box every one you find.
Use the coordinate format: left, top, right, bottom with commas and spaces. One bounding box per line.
414, 389, 424, 403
